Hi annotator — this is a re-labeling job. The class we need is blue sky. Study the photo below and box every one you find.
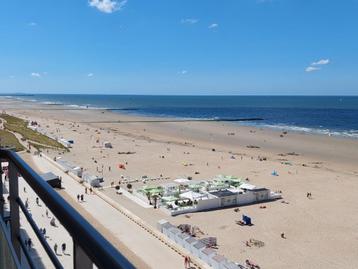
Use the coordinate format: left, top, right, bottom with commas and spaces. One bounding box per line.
0, 0, 357, 95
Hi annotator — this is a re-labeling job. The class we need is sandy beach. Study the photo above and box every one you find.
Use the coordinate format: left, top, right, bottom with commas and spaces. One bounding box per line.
2, 97, 358, 269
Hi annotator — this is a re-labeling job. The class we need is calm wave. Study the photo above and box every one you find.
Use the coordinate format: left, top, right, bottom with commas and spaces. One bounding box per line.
12, 94, 358, 138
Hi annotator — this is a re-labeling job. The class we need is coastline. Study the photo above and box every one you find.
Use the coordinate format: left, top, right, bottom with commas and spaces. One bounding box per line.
2, 96, 358, 268
6, 95, 358, 139
2, 96, 358, 172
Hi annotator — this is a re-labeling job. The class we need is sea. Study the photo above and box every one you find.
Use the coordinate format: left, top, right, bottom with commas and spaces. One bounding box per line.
7, 94, 358, 139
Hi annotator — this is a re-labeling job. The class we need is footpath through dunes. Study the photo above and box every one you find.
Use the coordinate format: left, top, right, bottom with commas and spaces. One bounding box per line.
0, 113, 67, 151
25, 153, 208, 269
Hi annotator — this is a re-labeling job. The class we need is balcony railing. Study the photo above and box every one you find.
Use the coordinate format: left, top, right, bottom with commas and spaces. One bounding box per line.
0, 149, 135, 269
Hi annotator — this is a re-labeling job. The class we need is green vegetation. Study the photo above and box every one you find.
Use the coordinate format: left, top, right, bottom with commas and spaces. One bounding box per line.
28, 141, 53, 152
0, 129, 25, 152
0, 113, 66, 150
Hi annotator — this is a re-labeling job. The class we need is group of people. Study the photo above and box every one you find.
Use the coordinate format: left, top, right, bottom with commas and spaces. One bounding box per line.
24, 238, 32, 249
76, 194, 85, 202
85, 187, 93, 194
54, 243, 67, 255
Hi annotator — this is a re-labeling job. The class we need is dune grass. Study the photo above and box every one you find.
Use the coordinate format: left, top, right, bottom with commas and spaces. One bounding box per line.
0, 114, 66, 150
0, 129, 26, 152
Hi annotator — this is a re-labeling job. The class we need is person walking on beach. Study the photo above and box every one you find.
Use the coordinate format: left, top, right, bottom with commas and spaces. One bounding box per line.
184, 256, 188, 269
50, 217, 56, 227
85, 187, 88, 194
80, 194, 84, 202
184, 256, 191, 268
62, 243, 66, 254
54, 243, 58, 255
36, 197, 39, 206
46, 209, 49, 218
77, 194, 80, 201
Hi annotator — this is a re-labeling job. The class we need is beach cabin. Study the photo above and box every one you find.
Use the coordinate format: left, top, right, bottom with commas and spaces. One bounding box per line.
176, 232, 191, 248
210, 254, 227, 269
200, 248, 216, 264
210, 190, 238, 207
162, 224, 175, 238
184, 237, 197, 252
192, 242, 206, 257
167, 227, 181, 242
70, 166, 83, 178
59, 138, 72, 148
40, 172, 61, 189
157, 219, 169, 232
27, 125, 37, 131
222, 261, 243, 269
56, 158, 83, 177
82, 173, 103, 187
249, 187, 270, 202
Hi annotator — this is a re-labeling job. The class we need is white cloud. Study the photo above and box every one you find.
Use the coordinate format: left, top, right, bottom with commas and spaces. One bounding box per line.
87, 73, 94, 77
305, 58, 330, 72
31, 72, 41, 78
89, 0, 127, 13
305, 66, 320, 72
181, 18, 198, 25
179, 70, 188, 75
28, 22, 37, 26
9, 75, 15, 79
311, 59, 330, 66
208, 23, 218, 29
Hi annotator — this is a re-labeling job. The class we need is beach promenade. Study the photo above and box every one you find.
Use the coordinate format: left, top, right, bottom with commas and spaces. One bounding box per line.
28, 153, 205, 269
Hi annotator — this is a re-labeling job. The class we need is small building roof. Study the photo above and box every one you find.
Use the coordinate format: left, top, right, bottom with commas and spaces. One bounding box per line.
210, 190, 236, 198
239, 183, 256, 190
202, 248, 216, 256
185, 237, 197, 244
169, 228, 181, 235
178, 233, 190, 240
212, 254, 226, 263
180, 191, 207, 200
40, 172, 59, 181
222, 261, 241, 269
193, 242, 206, 250
174, 178, 190, 183
249, 187, 268, 192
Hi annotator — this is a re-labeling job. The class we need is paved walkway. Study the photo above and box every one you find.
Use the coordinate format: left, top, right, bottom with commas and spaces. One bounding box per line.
30, 154, 189, 269
2, 171, 73, 269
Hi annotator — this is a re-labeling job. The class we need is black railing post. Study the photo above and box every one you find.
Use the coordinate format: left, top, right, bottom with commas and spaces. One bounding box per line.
0, 159, 4, 218
9, 161, 21, 262
74, 240, 93, 269
0, 149, 134, 269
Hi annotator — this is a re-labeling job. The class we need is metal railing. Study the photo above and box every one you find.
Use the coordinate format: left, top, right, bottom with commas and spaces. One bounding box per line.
0, 149, 135, 269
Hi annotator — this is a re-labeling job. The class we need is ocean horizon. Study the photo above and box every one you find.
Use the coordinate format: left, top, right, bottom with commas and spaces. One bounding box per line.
7, 94, 358, 139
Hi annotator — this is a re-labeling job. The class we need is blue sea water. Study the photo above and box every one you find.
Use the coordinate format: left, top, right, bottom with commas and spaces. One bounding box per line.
12, 94, 358, 138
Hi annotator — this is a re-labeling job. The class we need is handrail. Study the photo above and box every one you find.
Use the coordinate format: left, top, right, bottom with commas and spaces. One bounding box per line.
17, 197, 63, 269
0, 149, 135, 269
